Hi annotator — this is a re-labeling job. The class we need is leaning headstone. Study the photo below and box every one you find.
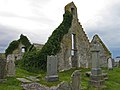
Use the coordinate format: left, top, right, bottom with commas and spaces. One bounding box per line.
45, 55, 59, 82
6, 55, 15, 77
89, 40, 104, 88
71, 70, 81, 90
108, 58, 113, 70
0, 59, 6, 81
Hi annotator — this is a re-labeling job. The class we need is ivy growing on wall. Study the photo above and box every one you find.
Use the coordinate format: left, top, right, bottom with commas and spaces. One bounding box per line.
5, 40, 19, 56
18, 34, 31, 48
5, 34, 31, 56
20, 11, 73, 72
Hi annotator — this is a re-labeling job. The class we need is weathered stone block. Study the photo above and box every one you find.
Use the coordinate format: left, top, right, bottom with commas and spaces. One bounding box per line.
45, 75, 59, 82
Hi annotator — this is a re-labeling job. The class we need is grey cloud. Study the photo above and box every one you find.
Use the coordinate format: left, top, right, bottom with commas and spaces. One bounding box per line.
0, 24, 20, 53
0, 0, 120, 58
85, 1, 120, 57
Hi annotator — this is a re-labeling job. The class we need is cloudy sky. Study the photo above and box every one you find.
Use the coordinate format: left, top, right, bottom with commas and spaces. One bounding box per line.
0, 0, 120, 58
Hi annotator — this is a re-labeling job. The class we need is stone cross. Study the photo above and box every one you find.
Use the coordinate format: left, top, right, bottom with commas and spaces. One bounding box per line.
90, 40, 104, 88
71, 70, 81, 90
90, 41, 100, 69
45, 55, 59, 82
0, 59, 6, 81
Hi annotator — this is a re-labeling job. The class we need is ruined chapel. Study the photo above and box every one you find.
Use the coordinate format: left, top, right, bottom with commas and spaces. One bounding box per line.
57, 2, 111, 71
4, 2, 112, 71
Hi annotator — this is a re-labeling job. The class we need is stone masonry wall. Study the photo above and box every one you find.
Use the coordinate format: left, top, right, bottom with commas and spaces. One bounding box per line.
57, 2, 91, 71
91, 35, 111, 67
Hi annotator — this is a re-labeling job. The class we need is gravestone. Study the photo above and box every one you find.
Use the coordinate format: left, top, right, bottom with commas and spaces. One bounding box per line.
89, 40, 104, 88
0, 59, 6, 81
108, 58, 113, 70
6, 55, 15, 77
71, 70, 81, 90
45, 55, 59, 82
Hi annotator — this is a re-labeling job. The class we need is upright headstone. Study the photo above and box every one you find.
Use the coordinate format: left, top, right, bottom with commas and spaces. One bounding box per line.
89, 40, 104, 88
45, 55, 59, 82
119, 60, 120, 67
71, 70, 81, 90
0, 59, 6, 81
108, 58, 113, 70
6, 55, 15, 77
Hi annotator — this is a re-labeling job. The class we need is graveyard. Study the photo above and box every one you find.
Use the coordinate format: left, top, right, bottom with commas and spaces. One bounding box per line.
0, 1, 120, 90
0, 67, 120, 90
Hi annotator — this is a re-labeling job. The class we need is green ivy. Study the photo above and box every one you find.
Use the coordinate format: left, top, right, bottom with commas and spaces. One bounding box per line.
18, 34, 31, 49
5, 40, 19, 56
20, 11, 73, 71
5, 34, 31, 56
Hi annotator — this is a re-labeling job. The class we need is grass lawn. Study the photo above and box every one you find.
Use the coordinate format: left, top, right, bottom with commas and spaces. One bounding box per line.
0, 67, 120, 90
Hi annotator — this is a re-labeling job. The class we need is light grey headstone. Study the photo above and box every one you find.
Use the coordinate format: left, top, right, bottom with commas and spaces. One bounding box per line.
108, 58, 113, 70
71, 70, 81, 90
6, 55, 15, 76
45, 55, 59, 82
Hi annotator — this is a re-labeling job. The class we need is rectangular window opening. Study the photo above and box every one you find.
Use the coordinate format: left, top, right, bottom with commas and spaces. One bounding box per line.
71, 34, 76, 56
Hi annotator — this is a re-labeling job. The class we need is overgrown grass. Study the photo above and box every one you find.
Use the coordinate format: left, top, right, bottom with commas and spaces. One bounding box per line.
0, 68, 37, 90
0, 67, 120, 90
16, 67, 37, 78
0, 77, 22, 90
36, 67, 91, 87
104, 68, 120, 90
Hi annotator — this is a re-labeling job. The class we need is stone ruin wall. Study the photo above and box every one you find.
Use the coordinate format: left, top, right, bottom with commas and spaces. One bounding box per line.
57, 2, 91, 71
91, 35, 111, 67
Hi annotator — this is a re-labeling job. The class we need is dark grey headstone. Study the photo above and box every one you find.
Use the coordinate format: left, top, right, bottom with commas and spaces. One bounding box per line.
0, 59, 6, 80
